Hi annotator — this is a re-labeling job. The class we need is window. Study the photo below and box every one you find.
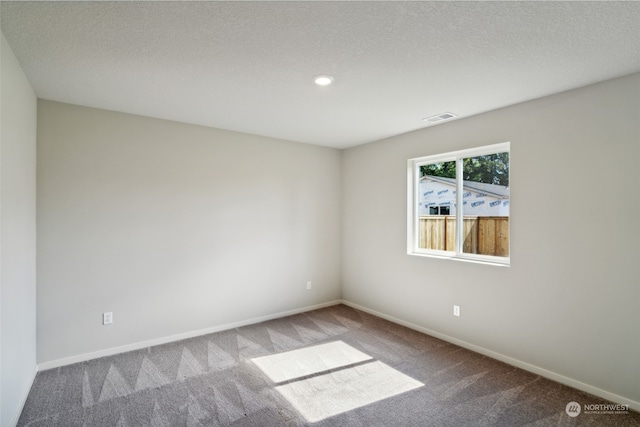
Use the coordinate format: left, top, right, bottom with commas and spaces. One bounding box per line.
407, 142, 510, 265
429, 206, 450, 215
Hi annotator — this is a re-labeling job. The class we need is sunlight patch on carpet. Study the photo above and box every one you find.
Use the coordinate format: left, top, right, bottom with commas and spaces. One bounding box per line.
251, 341, 372, 383
252, 341, 423, 422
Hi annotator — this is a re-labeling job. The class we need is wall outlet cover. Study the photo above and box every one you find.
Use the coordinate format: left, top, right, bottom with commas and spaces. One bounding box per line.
103, 312, 113, 325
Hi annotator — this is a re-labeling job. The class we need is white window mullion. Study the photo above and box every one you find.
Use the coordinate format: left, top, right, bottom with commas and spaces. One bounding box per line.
455, 157, 464, 255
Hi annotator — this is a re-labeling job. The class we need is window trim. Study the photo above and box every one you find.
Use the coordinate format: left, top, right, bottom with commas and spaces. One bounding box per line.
407, 142, 510, 266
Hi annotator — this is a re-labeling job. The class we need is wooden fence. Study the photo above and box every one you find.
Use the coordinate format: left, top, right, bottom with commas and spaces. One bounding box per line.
419, 216, 509, 257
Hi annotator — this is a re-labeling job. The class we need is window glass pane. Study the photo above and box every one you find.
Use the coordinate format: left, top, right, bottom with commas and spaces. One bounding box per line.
460, 152, 509, 257
418, 161, 456, 252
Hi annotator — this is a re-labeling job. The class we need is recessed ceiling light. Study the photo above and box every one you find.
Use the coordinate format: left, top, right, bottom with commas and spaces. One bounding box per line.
313, 75, 334, 86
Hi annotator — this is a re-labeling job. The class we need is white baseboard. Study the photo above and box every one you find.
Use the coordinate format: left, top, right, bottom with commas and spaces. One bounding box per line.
38, 300, 341, 371
11, 364, 38, 427
340, 299, 640, 413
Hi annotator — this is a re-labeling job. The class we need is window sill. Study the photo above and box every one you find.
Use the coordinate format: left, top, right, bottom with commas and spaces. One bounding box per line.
408, 251, 510, 267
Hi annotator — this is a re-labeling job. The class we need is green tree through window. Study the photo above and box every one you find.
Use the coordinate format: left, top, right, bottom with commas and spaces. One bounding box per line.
420, 153, 509, 186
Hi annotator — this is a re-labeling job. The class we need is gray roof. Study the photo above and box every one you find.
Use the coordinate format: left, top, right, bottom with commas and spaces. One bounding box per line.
419, 176, 510, 198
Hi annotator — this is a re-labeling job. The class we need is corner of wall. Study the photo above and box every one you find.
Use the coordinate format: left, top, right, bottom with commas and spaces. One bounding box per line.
1, 31, 38, 427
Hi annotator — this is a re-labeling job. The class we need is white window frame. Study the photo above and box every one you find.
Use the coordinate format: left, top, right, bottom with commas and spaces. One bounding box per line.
407, 142, 510, 266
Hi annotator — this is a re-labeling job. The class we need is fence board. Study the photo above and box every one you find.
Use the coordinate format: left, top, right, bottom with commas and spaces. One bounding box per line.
419, 216, 509, 256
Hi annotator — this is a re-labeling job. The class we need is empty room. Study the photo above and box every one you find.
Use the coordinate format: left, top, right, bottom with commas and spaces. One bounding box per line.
1, 2, 639, 426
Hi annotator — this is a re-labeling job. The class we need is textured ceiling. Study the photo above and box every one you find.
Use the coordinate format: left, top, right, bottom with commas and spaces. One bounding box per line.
1, 1, 639, 148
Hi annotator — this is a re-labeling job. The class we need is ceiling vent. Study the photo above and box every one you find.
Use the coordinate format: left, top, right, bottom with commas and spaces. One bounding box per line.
422, 112, 458, 124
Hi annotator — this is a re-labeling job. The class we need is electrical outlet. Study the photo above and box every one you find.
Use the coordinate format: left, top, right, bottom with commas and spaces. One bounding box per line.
306, 281, 312, 290
453, 305, 460, 317
103, 312, 113, 325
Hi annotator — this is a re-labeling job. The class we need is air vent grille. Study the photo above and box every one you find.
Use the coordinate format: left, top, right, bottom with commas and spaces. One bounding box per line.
423, 112, 458, 124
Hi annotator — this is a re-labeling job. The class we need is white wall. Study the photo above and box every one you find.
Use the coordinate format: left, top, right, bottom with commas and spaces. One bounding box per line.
37, 101, 342, 363
342, 74, 640, 406
0, 33, 38, 426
